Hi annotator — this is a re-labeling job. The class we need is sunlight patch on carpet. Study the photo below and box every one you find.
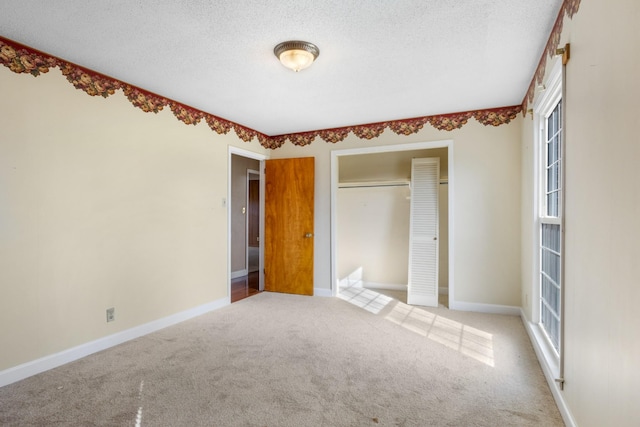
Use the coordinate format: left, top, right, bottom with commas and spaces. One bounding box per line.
340, 286, 494, 366
338, 286, 394, 314
135, 380, 144, 427
386, 303, 495, 366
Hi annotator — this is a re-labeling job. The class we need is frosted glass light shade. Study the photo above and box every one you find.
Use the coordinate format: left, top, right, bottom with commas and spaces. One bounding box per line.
274, 41, 319, 72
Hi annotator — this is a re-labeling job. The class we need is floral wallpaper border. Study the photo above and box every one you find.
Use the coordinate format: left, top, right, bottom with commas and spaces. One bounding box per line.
522, 0, 581, 114
0, 36, 521, 149
0, 1, 579, 149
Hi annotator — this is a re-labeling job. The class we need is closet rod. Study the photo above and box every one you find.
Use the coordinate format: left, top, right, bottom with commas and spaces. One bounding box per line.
339, 179, 448, 188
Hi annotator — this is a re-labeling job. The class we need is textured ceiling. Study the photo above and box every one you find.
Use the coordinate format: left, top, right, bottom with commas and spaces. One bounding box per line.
0, 0, 563, 136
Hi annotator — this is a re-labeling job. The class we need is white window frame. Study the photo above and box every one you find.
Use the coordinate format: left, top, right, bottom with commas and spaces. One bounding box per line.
532, 58, 563, 376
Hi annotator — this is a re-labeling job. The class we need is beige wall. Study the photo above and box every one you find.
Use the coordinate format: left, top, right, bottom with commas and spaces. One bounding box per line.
337, 185, 412, 285
272, 119, 522, 307
521, 1, 640, 425
0, 69, 267, 371
338, 148, 449, 182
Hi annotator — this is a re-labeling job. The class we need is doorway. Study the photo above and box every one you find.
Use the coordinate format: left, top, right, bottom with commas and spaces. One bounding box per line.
330, 140, 453, 307
229, 148, 266, 303
228, 149, 317, 302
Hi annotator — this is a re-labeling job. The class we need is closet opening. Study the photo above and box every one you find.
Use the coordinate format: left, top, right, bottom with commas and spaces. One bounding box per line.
330, 141, 452, 308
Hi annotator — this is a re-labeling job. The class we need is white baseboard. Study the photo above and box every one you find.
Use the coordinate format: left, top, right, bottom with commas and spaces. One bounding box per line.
520, 309, 577, 427
231, 269, 248, 279
0, 297, 229, 388
449, 300, 520, 316
314, 288, 333, 297
362, 282, 407, 291
340, 281, 449, 296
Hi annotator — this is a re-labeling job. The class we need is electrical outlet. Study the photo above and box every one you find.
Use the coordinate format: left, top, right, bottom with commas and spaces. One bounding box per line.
106, 307, 115, 322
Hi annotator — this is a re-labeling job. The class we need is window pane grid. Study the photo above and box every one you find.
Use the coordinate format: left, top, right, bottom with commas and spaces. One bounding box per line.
541, 222, 561, 251
547, 161, 560, 191
541, 303, 560, 351
541, 224, 561, 314
546, 191, 560, 217
540, 248, 561, 347
539, 99, 562, 354
541, 272, 560, 314
544, 101, 562, 218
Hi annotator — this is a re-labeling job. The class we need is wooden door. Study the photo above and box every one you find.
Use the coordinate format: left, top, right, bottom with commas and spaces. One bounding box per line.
264, 157, 314, 295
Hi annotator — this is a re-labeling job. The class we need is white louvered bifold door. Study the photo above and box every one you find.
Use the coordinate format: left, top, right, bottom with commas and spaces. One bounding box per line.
407, 158, 440, 307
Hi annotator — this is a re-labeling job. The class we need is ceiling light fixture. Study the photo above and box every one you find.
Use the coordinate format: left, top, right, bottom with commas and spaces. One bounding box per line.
274, 40, 320, 72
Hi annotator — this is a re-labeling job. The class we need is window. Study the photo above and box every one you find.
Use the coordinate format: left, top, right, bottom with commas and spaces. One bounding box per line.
534, 58, 563, 360
540, 100, 562, 352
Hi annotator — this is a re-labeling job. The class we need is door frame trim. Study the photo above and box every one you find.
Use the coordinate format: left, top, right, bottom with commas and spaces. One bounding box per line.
330, 140, 454, 306
228, 146, 269, 299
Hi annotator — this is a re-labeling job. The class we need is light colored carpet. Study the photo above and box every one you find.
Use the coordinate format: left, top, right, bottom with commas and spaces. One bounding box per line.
0, 290, 563, 426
